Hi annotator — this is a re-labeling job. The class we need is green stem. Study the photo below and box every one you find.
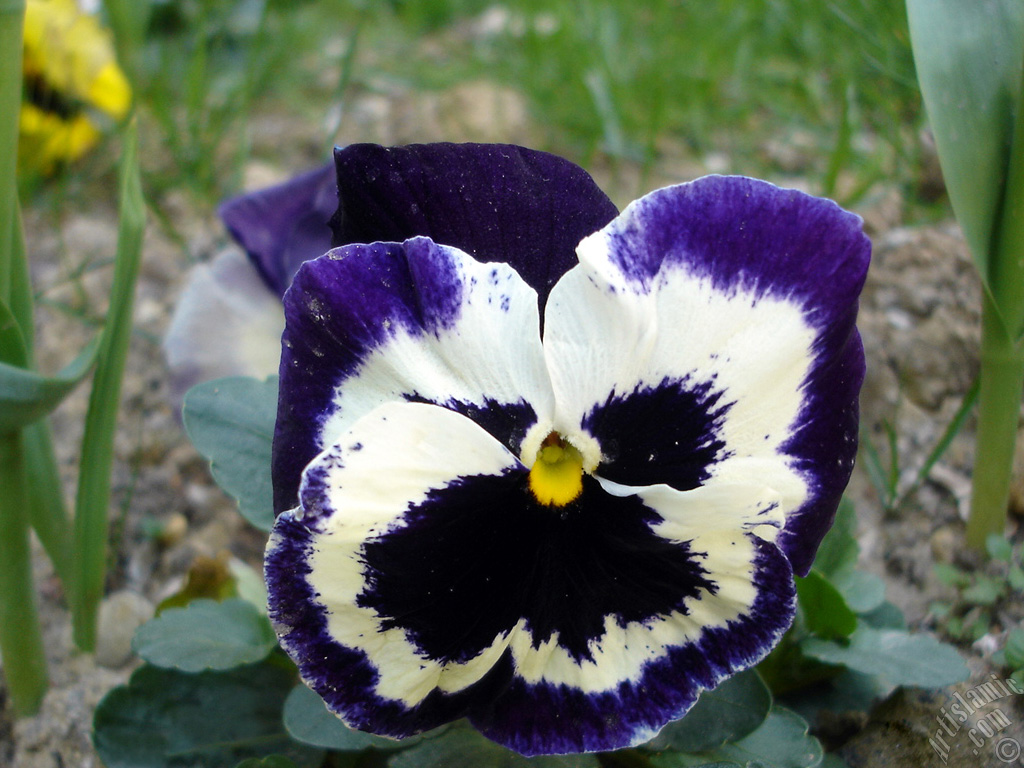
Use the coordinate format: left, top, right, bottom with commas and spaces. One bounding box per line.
0, 431, 48, 716
966, 295, 1024, 549
966, 55, 1024, 551
25, 420, 73, 585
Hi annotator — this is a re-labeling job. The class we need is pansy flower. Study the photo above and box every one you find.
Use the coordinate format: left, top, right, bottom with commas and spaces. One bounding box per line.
261, 143, 870, 756
20, 0, 131, 175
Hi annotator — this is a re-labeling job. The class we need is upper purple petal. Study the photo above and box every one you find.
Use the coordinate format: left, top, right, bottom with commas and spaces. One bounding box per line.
219, 164, 337, 297
331, 143, 619, 307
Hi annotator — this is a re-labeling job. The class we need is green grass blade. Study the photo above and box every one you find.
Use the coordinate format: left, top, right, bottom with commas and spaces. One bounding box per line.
101, 0, 149, 86
0, 0, 25, 306
70, 120, 145, 651
906, 0, 1024, 296
899, 375, 980, 505
8, 201, 33, 360
0, 431, 48, 716
859, 426, 894, 511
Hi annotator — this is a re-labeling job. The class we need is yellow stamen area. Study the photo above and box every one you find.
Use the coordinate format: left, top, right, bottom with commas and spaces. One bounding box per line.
528, 432, 585, 506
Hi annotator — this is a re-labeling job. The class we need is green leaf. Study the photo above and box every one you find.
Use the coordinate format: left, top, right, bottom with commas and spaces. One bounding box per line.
831, 570, 886, 615
0, 335, 99, 433
1009, 564, 1024, 591
651, 707, 822, 768
819, 755, 850, 768
715, 707, 823, 768
962, 576, 1006, 606
183, 376, 278, 531
933, 563, 970, 588
801, 627, 969, 687
811, 497, 858, 579
907, 0, 1024, 290
283, 683, 416, 752
986, 533, 1014, 562
387, 726, 600, 768
1002, 628, 1024, 669
857, 601, 906, 630
0, 297, 26, 367
796, 571, 858, 640
229, 558, 269, 614
649, 759, 739, 768
131, 598, 276, 672
780, 668, 890, 724
235, 758, 299, 768
93, 663, 324, 768
646, 669, 771, 753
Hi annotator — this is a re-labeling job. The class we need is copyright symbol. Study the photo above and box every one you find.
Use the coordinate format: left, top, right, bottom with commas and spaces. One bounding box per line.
996, 737, 1021, 763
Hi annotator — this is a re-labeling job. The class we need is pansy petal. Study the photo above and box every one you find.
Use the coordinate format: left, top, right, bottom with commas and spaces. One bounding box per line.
542, 176, 869, 575
219, 163, 337, 296
475, 538, 794, 755
268, 402, 796, 755
266, 402, 527, 738
273, 237, 554, 513
331, 143, 619, 306
163, 249, 285, 407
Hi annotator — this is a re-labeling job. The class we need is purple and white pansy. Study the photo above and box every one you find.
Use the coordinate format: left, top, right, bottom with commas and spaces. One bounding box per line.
169, 143, 869, 756
252, 144, 871, 755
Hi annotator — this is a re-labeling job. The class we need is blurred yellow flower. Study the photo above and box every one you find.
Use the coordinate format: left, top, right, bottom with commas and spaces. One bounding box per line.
20, 0, 131, 175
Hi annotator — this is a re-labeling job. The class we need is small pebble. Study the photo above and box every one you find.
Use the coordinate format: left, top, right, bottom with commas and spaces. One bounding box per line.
930, 526, 958, 564
95, 590, 154, 669
158, 512, 189, 547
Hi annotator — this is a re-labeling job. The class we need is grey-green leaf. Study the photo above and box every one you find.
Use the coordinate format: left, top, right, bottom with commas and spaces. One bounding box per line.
284, 683, 415, 752
235, 758, 299, 768
801, 627, 969, 687
646, 669, 771, 753
650, 708, 822, 768
832, 569, 886, 615
92, 663, 324, 768
907, 0, 1024, 289
0, 335, 99, 433
715, 707, 823, 768
183, 376, 278, 531
387, 727, 600, 768
131, 598, 276, 671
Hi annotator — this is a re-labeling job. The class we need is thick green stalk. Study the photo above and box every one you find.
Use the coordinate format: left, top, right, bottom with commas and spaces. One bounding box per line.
0, 0, 25, 305
7, 146, 73, 585
0, 431, 48, 716
25, 421, 73, 585
967, 296, 1024, 549
967, 56, 1024, 550
70, 121, 144, 650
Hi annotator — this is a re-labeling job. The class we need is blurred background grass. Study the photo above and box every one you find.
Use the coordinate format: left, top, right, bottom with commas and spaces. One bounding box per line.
24, 0, 932, 224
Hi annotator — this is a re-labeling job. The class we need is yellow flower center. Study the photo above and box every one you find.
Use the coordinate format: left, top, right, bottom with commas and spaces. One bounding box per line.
528, 432, 585, 506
